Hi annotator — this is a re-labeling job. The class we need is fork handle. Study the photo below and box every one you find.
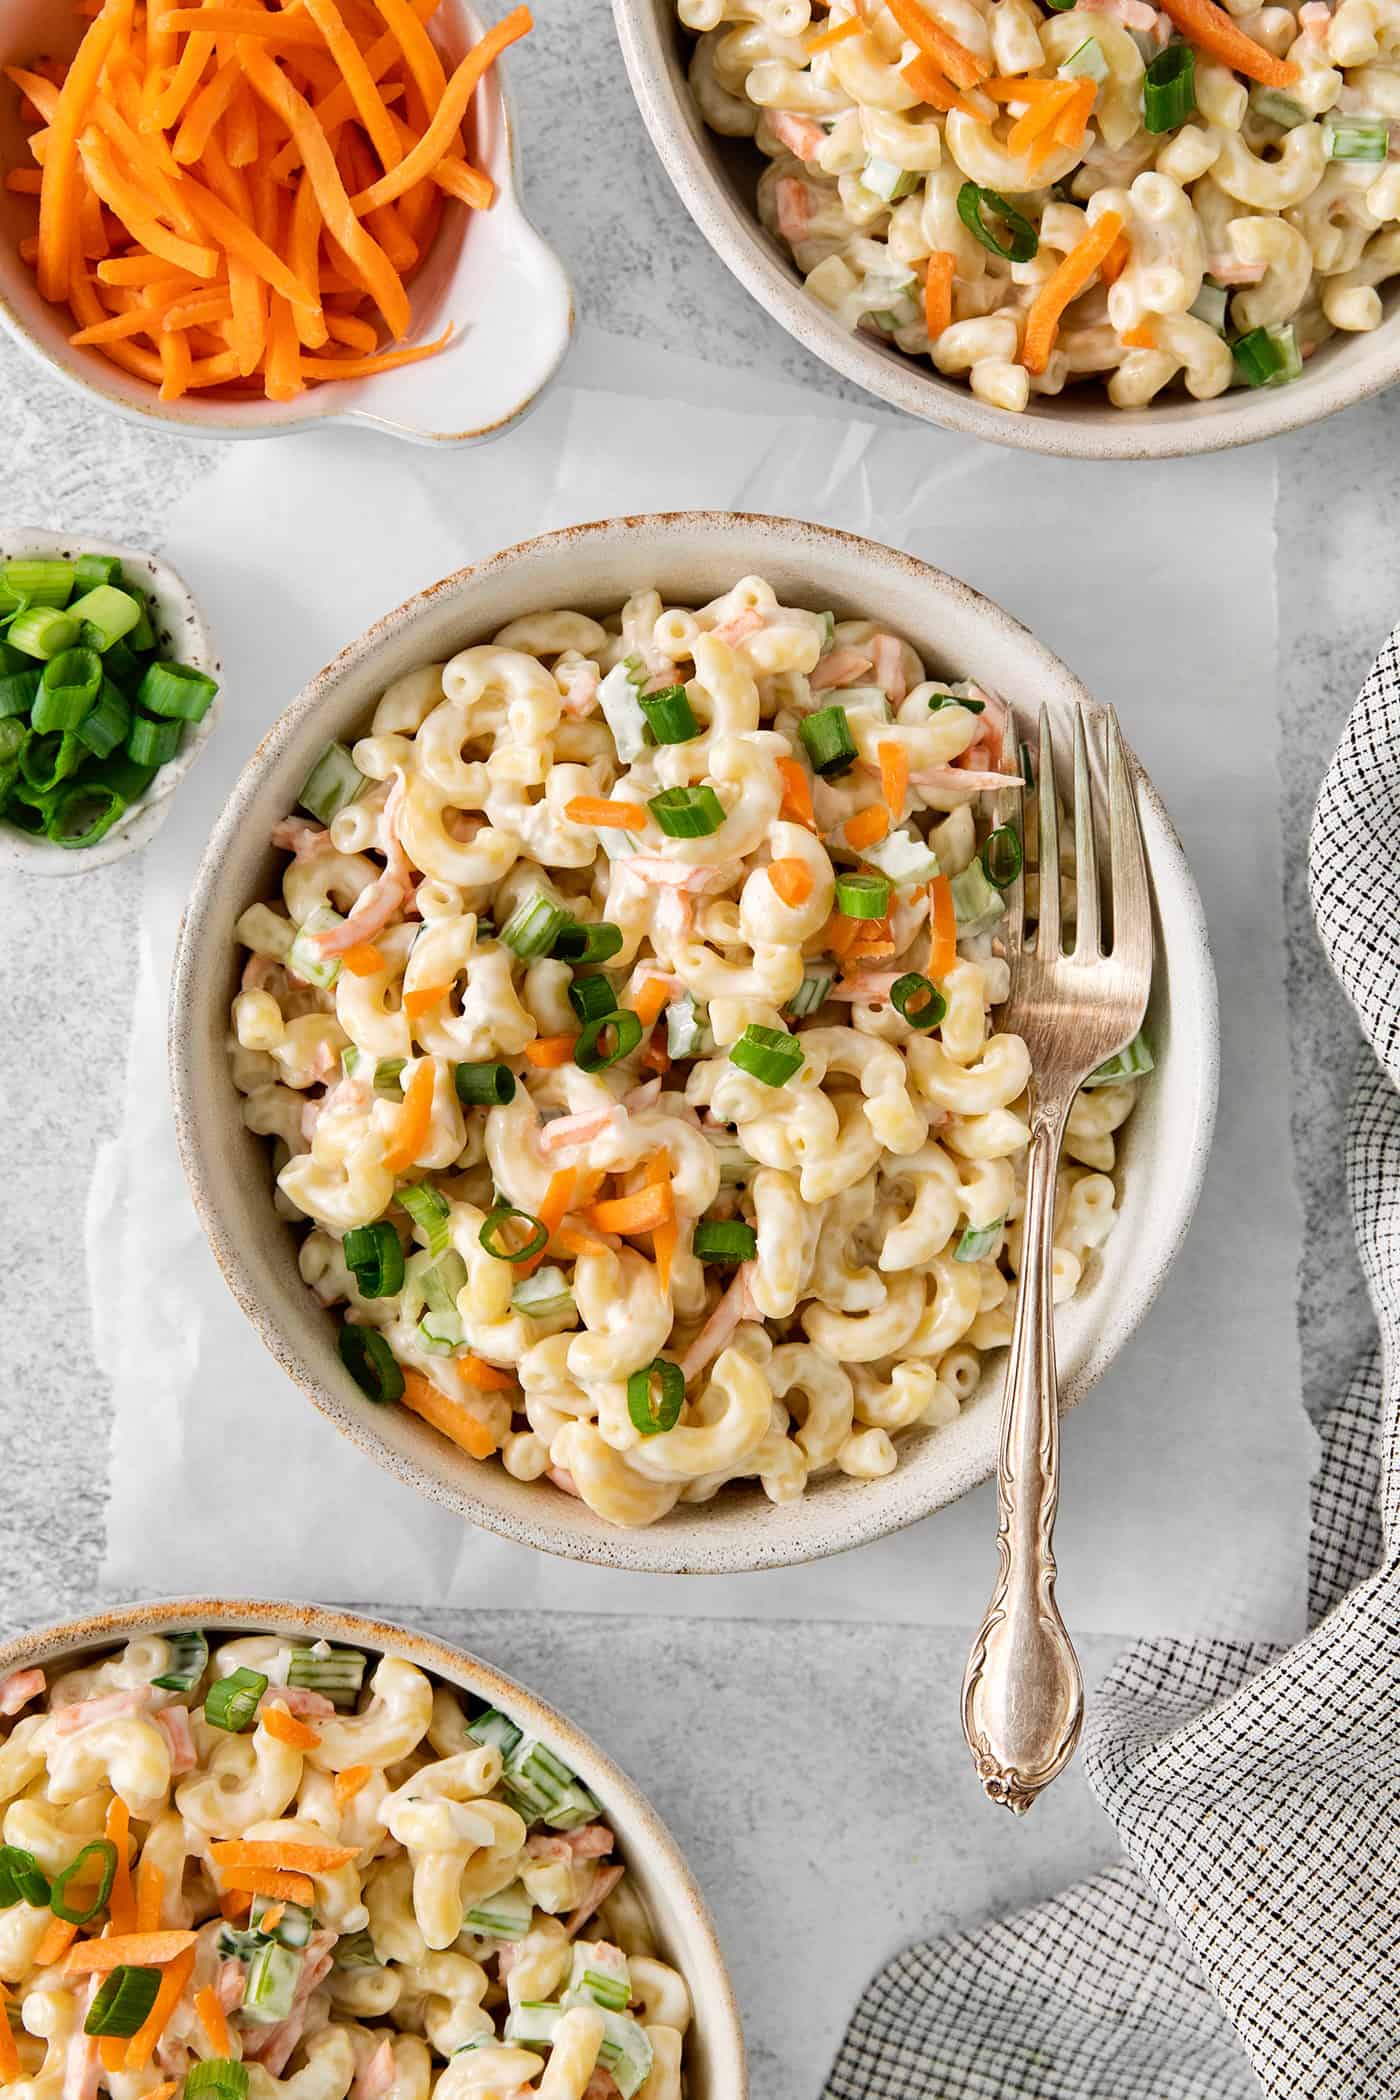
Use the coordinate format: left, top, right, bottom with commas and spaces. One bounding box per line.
961, 1092, 1083, 1814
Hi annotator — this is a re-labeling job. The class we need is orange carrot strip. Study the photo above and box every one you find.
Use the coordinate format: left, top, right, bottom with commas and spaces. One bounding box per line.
69, 302, 170, 345
901, 52, 959, 109
1008, 78, 1076, 156
214, 1868, 316, 1902
808, 14, 862, 51
401, 1369, 496, 1459
33, 1917, 79, 1967
124, 1946, 197, 2070
878, 741, 909, 819
458, 1355, 517, 1392
587, 1183, 674, 1235
172, 57, 241, 165
0, 2000, 18, 2085
768, 857, 813, 907
403, 984, 450, 1018
261, 1703, 321, 1750
628, 976, 671, 1030
301, 0, 404, 170
556, 1224, 607, 1258
296, 326, 451, 379
325, 312, 380, 352
76, 133, 220, 277
174, 161, 316, 307
66, 1932, 198, 1976
1100, 231, 1129, 284
368, 0, 452, 130
6, 170, 43, 194
135, 1858, 164, 1936
218, 1893, 253, 1922
516, 1165, 577, 1278
228, 80, 262, 167
157, 7, 326, 40
288, 172, 330, 350
1051, 77, 1096, 149
144, 2085, 177, 2100
6, 66, 59, 124
885, 0, 987, 87
1155, 0, 1299, 82
99, 2039, 128, 2076
381, 1059, 435, 1173
333, 1765, 371, 1810
341, 942, 386, 976
981, 74, 1061, 98
777, 755, 816, 829
38, 0, 131, 301
844, 804, 889, 849
105, 1799, 137, 1936
96, 254, 197, 286
269, 26, 404, 178
928, 872, 957, 979
924, 249, 955, 340
1021, 210, 1123, 372
198, 134, 267, 377
256, 1904, 285, 1936
353, 7, 532, 213
1122, 323, 1156, 349
523, 1035, 577, 1068
162, 291, 235, 331
152, 31, 216, 132
194, 1987, 231, 2059
385, 107, 493, 209
564, 796, 647, 829
646, 1148, 677, 1296
158, 321, 192, 400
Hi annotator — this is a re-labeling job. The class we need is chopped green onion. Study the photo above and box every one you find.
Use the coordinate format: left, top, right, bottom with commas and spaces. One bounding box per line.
512, 1265, 575, 1319
4, 559, 73, 607
331, 1927, 378, 1966
454, 1060, 516, 1106
501, 891, 571, 959
468, 1707, 523, 1756
692, 1219, 757, 1264
863, 156, 920, 201
299, 740, 367, 824
8, 608, 80, 660
126, 713, 182, 767
638, 685, 699, 743
0, 669, 40, 719
50, 1841, 117, 1924
1060, 34, 1108, 78
44, 781, 126, 850
399, 1183, 452, 1257
862, 826, 941, 888
137, 660, 218, 722
834, 872, 891, 919
74, 679, 130, 757
34, 648, 101, 732
464, 1880, 532, 1940
505, 2003, 564, 2050
21, 730, 83, 794
891, 973, 947, 1029
287, 1646, 367, 1708
949, 859, 1005, 933
127, 592, 156, 653
954, 1217, 1005, 1263
552, 919, 624, 964
1250, 86, 1308, 126
627, 1359, 684, 1436
623, 652, 647, 687
502, 1736, 596, 1825
648, 785, 725, 837
575, 1009, 643, 1070
786, 968, 833, 1018
253, 1895, 314, 1946
243, 1939, 303, 2024
480, 1204, 549, 1264
1324, 111, 1388, 159
1232, 321, 1301, 388
151, 1629, 208, 1692
665, 990, 711, 1057
420, 1250, 468, 1348
928, 692, 984, 714
344, 1048, 405, 1096
205, 1667, 267, 1733
217, 1927, 266, 1964
597, 661, 650, 761
597, 2012, 654, 2098
798, 704, 857, 777
69, 585, 142, 653
73, 554, 123, 592
343, 1220, 406, 1299
288, 905, 344, 990
565, 1942, 631, 2014
982, 824, 1023, 889
956, 182, 1038, 261
185, 2062, 249, 2100
84, 1968, 161, 2038
0, 1846, 51, 1911
729, 1024, 805, 1086
1143, 39, 1194, 128
338, 1322, 405, 1403
569, 974, 619, 1024
1189, 282, 1229, 334
1084, 1029, 1155, 1087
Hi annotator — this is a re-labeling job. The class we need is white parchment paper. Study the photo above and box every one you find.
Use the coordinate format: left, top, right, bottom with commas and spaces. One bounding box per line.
94, 328, 1316, 1640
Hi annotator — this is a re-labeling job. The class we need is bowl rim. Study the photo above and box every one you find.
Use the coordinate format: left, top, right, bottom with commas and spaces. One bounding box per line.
0, 525, 221, 875
0, 1595, 748, 2096
0, 5, 574, 448
169, 509, 1219, 1574
609, 0, 1398, 461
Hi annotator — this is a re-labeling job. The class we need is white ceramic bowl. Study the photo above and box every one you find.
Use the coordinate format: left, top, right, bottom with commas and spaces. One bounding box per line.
0, 1, 573, 446
0, 527, 219, 876
169, 512, 1218, 1573
0, 1597, 746, 2097
611, 0, 1400, 460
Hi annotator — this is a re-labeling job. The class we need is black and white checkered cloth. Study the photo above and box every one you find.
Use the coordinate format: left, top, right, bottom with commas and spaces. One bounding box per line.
824, 637, 1400, 2099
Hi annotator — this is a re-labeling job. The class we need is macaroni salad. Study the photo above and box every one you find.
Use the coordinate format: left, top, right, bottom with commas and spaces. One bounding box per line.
677, 0, 1400, 412
0, 1634, 689, 2100
228, 577, 1148, 1529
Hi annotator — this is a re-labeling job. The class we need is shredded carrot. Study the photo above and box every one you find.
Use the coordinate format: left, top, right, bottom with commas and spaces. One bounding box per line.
808, 14, 863, 50
99, 2039, 128, 2076
587, 1182, 675, 1236
256, 1903, 285, 1937
646, 1148, 677, 1296
1008, 78, 1076, 157
124, 1946, 197, 2071
928, 873, 957, 980
401, 1368, 497, 1460
210, 1839, 358, 1876
0, 1998, 18, 2086
777, 755, 816, 829
353, 8, 532, 213
341, 941, 386, 977
261, 1702, 321, 1750
1021, 210, 1123, 373
885, 0, 987, 87
769, 858, 813, 907
518, 1166, 577, 1278
524, 1035, 577, 1069
1050, 77, 1096, 151
1100, 232, 1129, 285
214, 1867, 317, 1902
403, 983, 450, 1019
1155, 0, 1299, 82
628, 976, 672, 1030
1122, 323, 1156, 349
219, 1892, 253, 1922
194, 1987, 231, 2059
924, 249, 955, 339
66, 1931, 198, 1976
301, 0, 404, 170
844, 804, 890, 850
901, 53, 959, 109
33, 1917, 79, 1967
104, 1798, 137, 1937
381, 1058, 435, 1173
145, 2085, 178, 2100
563, 796, 647, 829
982, 74, 1060, 98
158, 8, 326, 39
6, 169, 43, 193
878, 742, 909, 819
134, 1858, 164, 1937
458, 1354, 516, 1392
333, 1764, 372, 1810
37, 0, 129, 301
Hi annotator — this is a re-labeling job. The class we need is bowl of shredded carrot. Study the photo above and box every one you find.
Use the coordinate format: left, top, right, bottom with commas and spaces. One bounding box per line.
0, 0, 573, 443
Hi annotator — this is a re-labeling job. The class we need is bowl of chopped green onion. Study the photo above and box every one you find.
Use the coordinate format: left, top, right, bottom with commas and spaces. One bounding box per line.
0, 529, 220, 872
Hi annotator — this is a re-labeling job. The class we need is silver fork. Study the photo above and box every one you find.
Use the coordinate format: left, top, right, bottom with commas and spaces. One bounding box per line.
960, 701, 1153, 1814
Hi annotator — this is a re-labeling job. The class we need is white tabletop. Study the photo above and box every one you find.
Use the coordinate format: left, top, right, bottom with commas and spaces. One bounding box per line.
0, 4, 1385, 2091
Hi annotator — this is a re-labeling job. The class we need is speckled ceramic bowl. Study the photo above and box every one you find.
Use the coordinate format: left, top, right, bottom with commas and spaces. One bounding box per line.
611, 0, 1400, 460
0, 527, 220, 876
0, 0, 572, 447
169, 512, 1218, 1573
0, 1597, 746, 2096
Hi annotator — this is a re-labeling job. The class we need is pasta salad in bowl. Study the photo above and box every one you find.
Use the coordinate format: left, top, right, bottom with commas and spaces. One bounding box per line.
170, 514, 1217, 1574
0, 1600, 745, 2099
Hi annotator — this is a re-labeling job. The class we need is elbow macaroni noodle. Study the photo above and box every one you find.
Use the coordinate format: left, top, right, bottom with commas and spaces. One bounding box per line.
229, 578, 1144, 1530
677, 0, 1400, 413
0, 1636, 690, 2100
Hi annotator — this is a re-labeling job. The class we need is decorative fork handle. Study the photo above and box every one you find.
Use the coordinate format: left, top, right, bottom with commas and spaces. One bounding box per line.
961, 1089, 1083, 1814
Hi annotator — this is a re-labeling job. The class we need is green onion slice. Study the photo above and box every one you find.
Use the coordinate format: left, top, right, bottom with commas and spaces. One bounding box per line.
1323, 111, 1388, 158
338, 1322, 405, 1402
1232, 321, 1301, 388
286, 1647, 366, 1709
4, 559, 74, 607
891, 973, 947, 1029
834, 872, 891, 919
500, 891, 570, 959
33, 648, 101, 732
70, 585, 142, 654
299, 741, 366, 825
85, 1967, 161, 2038
728, 1024, 805, 1086
137, 660, 218, 722
343, 1220, 406, 1299
627, 1359, 685, 1436
954, 1217, 1005, 1263
1084, 1029, 1155, 1087
186, 2062, 250, 2100
454, 1060, 516, 1106
126, 713, 182, 767
8, 608, 80, 661
551, 920, 624, 964
648, 785, 725, 837
928, 691, 984, 713
399, 1183, 452, 1256
574, 1009, 643, 1071
74, 680, 130, 758
50, 1840, 117, 1924
956, 182, 1038, 262
151, 1629, 208, 1692
638, 685, 699, 743
692, 1219, 757, 1264
45, 782, 127, 850
0, 1846, 50, 1911
205, 1667, 267, 1733
74, 554, 123, 593
981, 824, 1023, 890
1143, 39, 1195, 129
480, 1204, 549, 1264
0, 669, 40, 720
568, 974, 618, 1025
798, 704, 857, 777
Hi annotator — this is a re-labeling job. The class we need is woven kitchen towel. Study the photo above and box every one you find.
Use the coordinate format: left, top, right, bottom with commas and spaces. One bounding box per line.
824, 631, 1400, 2099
